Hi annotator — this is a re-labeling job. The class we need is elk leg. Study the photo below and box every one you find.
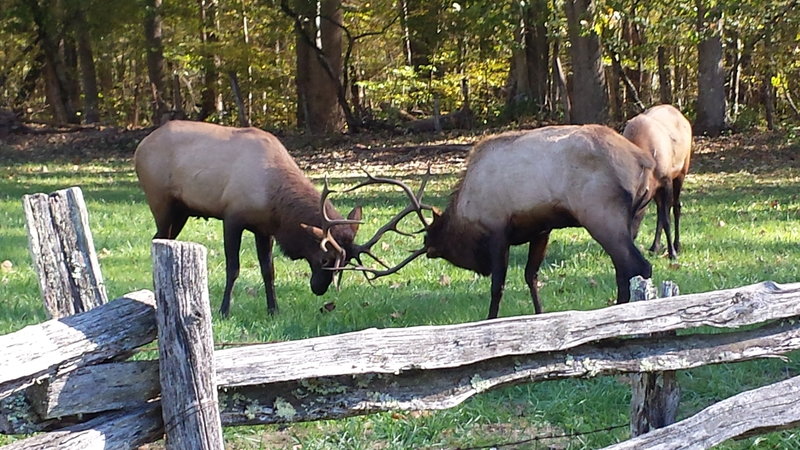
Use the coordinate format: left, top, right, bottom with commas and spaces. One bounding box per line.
648, 187, 666, 254
672, 175, 685, 254
153, 203, 189, 239
525, 232, 550, 314
487, 235, 510, 320
585, 219, 652, 305
661, 181, 677, 259
254, 233, 278, 315
220, 220, 245, 318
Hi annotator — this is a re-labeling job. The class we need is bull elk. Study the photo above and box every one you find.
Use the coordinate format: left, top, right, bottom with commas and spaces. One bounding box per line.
352, 125, 657, 320
623, 104, 693, 259
134, 120, 363, 317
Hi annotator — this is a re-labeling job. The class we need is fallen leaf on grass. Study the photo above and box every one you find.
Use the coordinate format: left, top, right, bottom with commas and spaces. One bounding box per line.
319, 302, 336, 313
1, 260, 13, 272
439, 274, 451, 286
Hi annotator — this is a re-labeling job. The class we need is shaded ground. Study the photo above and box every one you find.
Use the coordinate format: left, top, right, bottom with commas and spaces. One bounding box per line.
0, 123, 797, 176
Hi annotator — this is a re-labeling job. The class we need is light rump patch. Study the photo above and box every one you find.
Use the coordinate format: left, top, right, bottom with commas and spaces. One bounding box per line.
623, 105, 693, 259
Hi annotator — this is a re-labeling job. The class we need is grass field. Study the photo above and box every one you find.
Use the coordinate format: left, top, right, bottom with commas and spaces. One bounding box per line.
1, 130, 798, 448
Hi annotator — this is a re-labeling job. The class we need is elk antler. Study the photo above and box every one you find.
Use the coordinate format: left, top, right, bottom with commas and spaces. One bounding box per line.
342, 247, 427, 281
317, 176, 363, 277
342, 168, 433, 230
336, 167, 434, 279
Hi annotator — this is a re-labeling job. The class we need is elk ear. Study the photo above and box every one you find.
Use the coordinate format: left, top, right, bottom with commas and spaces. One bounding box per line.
300, 223, 325, 241
347, 205, 363, 234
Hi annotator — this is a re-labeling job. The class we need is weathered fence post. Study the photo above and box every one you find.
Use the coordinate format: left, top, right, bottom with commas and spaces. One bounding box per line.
629, 276, 681, 436
22, 186, 107, 318
152, 240, 223, 450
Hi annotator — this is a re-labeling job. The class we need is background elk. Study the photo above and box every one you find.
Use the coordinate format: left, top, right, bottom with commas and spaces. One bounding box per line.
134, 120, 362, 317
357, 125, 657, 320
623, 104, 693, 259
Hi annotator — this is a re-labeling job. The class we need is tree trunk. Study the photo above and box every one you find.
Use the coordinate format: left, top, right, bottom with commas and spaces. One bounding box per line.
292, 0, 345, 133
564, 0, 609, 124
143, 0, 168, 125
551, 40, 571, 123
657, 46, 673, 105
694, 1, 727, 136
763, 73, 775, 130
198, 0, 220, 121
506, 0, 550, 117
62, 35, 82, 122
403, 0, 442, 77
29, 0, 78, 124
229, 71, 250, 126
74, 7, 100, 123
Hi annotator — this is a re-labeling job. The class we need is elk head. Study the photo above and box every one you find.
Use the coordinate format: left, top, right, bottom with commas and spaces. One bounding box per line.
301, 176, 363, 293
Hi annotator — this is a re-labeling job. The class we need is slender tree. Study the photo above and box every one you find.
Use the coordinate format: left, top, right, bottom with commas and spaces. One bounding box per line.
143, 0, 168, 125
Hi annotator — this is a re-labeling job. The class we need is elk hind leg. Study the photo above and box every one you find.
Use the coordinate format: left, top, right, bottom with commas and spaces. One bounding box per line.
525, 232, 550, 314
220, 219, 245, 318
487, 235, 510, 320
672, 175, 685, 254
151, 200, 190, 239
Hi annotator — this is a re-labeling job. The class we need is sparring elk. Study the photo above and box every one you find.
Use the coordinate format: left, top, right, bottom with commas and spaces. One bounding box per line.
134, 120, 362, 317
351, 125, 657, 320
623, 104, 693, 259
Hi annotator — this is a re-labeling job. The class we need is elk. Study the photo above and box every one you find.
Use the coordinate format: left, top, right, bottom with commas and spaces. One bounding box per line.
134, 120, 363, 317
623, 104, 693, 259
352, 125, 657, 320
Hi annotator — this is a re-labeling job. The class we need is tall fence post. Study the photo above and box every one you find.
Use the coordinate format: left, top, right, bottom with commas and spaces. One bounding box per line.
629, 276, 681, 437
152, 239, 223, 450
22, 186, 108, 318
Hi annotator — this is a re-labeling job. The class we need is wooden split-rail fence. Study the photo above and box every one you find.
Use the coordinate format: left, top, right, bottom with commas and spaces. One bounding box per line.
1, 187, 800, 449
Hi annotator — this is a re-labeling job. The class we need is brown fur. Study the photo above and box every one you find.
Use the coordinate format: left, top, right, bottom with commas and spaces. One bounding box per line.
623, 104, 693, 259
424, 125, 655, 319
134, 120, 361, 317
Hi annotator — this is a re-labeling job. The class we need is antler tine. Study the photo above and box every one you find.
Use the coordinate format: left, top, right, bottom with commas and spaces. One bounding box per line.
344, 167, 434, 228
335, 248, 427, 280
320, 175, 363, 227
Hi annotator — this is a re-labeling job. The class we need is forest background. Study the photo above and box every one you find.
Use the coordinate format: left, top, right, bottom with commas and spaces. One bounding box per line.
1, 0, 799, 135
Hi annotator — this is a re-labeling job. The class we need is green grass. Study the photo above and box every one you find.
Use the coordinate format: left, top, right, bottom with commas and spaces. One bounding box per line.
1, 141, 799, 448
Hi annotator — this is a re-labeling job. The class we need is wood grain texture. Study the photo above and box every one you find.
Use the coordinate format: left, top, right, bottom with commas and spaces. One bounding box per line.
215, 281, 800, 386
152, 240, 223, 450
0, 290, 155, 400
0, 403, 162, 450
22, 187, 107, 318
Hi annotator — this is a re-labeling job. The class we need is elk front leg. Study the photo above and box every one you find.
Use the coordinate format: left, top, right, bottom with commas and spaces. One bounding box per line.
255, 233, 278, 315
